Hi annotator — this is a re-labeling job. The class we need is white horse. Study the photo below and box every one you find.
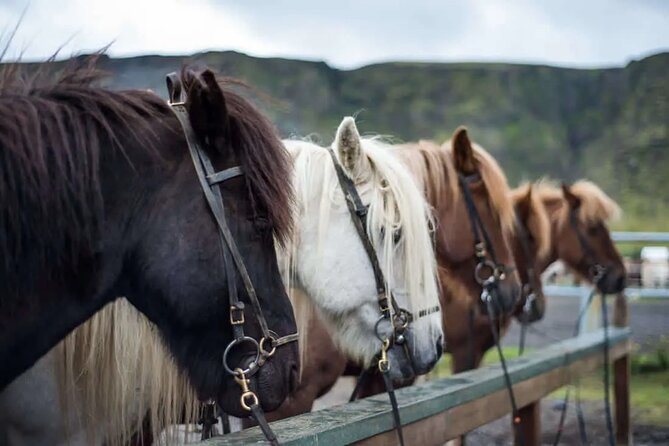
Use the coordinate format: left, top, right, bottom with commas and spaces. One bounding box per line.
0, 117, 443, 445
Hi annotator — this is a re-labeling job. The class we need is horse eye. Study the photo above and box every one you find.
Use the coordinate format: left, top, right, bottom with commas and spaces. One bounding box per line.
587, 225, 599, 236
393, 229, 402, 245
253, 216, 272, 233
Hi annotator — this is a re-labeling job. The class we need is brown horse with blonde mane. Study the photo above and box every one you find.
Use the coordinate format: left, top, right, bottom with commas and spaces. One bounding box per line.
394, 127, 522, 374
532, 180, 626, 294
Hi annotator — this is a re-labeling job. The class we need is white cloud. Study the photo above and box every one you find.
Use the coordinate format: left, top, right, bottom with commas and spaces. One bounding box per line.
1, 0, 667, 68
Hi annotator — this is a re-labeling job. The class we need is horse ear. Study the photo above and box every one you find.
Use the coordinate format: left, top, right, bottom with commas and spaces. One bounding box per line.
334, 117, 364, 176
561, 182, 581, 209
185, 69, 229, 153
451, 126, 477, 174
515, 185, 533, 224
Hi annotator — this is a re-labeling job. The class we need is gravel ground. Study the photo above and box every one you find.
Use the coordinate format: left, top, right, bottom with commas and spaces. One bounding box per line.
312, 296, 669, 445
502, 296, 669, 351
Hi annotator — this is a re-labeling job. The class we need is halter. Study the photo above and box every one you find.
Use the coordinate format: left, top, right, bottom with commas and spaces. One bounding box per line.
457, 173, 516, 316
166, 73, 297, 445
326, 147, 439, 446
458, 172, 525, 443
514, 210, 543, 356
568, 207, 607, 285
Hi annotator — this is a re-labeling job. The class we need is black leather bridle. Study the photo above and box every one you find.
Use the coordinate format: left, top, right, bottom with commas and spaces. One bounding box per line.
457, 173, 517, 315
569, 207, 607, 285
458, 172, 525, 443
326, 147, 440, 446
166, 73, 297, 445
515, 210, 544, 356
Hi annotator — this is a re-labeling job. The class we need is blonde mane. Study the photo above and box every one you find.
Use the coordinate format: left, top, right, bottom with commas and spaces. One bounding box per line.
56, 300, 199, 446
511, 183, 551, 261
393, 140, 459, 211
394, 139, 515, 238
533, 179, 621, 228
281, 137, 440, 363
446, 140, 516, 236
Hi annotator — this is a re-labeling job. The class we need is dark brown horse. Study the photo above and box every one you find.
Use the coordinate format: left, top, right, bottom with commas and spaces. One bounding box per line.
0, 60, 299, 418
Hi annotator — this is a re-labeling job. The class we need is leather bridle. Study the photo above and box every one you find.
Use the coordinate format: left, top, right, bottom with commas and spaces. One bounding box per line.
569, 207, 607, 285
458, 173, 517, 316
166, 73, 297, 445
458, 172, 525, 443
515, 210, 543, 356
326, 147, 439, 446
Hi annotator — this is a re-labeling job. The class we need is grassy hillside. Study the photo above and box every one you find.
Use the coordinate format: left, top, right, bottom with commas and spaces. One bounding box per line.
92, 51, 669, 230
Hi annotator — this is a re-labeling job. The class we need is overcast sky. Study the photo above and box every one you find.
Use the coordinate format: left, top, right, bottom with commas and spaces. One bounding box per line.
2, 0, 668, 69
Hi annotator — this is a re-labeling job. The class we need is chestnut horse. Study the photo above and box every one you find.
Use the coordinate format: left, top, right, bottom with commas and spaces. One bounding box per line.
533, 180, 626, 294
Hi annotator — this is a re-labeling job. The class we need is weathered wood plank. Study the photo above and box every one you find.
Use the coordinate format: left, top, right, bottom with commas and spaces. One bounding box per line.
355, 339, 630, 446
206, 328, 631, 446
515, 401, 541, 446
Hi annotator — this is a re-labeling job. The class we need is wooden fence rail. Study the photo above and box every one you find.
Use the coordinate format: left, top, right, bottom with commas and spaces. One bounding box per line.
206, 326, 631, 446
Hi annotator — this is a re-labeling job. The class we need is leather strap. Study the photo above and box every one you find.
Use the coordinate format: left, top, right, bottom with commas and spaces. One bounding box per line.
569, 207, 607, 284
250, 403, 279, 446
326, 147, 395, 317
166, 72, 296, 445
381, 368, 405, 446
208, 166, 243, 186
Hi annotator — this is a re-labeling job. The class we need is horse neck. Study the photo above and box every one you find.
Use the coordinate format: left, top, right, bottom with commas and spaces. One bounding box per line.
0, 284, 112, 391
0, 135, 161, 392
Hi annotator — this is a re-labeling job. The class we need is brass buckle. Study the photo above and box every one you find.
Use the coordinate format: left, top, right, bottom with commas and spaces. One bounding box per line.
475, 243, 487, 258
230, 305, 245, 325
378, 293, 390, 315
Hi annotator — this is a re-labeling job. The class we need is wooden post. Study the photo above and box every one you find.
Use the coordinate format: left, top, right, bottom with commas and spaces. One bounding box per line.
613, 292, 631, 445
514, 400, 541, 446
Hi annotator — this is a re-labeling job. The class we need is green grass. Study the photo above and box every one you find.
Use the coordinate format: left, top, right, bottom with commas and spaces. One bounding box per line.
427, 346, 669, 426
549, 370, 669, 426
426, 346, 523, 380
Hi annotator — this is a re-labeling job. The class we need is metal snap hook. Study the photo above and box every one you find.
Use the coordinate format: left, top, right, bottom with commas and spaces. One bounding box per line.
378, 338, 391, 373
222, 336, 260, 376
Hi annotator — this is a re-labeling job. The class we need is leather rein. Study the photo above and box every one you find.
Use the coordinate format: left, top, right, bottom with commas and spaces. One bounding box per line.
326, 147, 439, 446
458, 172, 525, 443
166, 73, 297, 445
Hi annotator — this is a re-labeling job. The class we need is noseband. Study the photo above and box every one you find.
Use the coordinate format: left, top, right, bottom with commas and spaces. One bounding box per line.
166, 73, 297, 445
326, 147, 439, 446
458, 173, 516, 318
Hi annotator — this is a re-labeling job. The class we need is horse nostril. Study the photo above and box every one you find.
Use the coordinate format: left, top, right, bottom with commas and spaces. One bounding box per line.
436, 336, 443, 357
